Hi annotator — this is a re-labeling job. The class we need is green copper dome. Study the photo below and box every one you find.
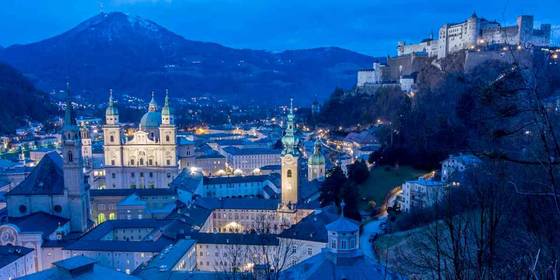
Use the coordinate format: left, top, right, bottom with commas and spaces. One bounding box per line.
139, 111, 162, 130
308, 139, 325, 165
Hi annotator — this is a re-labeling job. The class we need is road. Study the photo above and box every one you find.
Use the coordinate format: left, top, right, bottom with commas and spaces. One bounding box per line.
359, 215, 387, 261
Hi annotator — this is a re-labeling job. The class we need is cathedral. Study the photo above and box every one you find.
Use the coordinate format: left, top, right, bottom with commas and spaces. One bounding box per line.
103, 90, 178, 189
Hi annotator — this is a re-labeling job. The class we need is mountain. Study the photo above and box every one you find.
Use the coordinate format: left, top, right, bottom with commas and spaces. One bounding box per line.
0, 63, 55, 134
0, 12, 373, 104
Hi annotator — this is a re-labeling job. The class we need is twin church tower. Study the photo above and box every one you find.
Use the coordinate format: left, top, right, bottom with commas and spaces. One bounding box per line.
103, 90, 178, 189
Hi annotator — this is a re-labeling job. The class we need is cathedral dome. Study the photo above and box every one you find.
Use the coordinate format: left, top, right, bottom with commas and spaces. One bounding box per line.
139, 111, 162, 130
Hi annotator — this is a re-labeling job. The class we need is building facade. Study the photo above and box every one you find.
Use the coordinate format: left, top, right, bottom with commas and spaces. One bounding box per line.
103, 91, 178, 189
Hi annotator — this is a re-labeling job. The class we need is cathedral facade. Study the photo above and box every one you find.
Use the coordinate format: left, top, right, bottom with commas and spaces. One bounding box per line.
103, 91, 178, 189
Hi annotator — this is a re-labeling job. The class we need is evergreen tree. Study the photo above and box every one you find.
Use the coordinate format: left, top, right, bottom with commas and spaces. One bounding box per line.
347, 159, 369, 184
319, 166, 347, 206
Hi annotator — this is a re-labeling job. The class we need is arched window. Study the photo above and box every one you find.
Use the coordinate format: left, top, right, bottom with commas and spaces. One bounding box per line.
287, 169, 292, 178
110, 135, 114, 142
97, 213, 106, 224
67, 151, 73, 162
165, 135, 170, 142
108, 213, 116, 220
139, 158, 144, 165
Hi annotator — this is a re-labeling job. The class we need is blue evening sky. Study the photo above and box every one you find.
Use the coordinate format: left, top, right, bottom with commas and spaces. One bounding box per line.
1, 0, 558, 56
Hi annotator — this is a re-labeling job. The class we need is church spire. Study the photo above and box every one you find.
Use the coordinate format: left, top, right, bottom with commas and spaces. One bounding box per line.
148, 91, 157, 112
162, 89, 171, 114
161, 89, 174, 125
281, 98, 298, 156
106, 89, 119, 117
63, 82, 76, 129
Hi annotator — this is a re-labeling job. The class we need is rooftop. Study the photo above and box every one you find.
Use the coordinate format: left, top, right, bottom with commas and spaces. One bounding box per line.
20, 256, 141, 280
0, 245, 33, 269
7, 152, 65, 196
5, 211, 69, 239
223, 147, 280, 156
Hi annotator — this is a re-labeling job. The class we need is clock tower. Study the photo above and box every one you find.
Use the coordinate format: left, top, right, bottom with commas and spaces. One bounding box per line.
280, 99, 299, 211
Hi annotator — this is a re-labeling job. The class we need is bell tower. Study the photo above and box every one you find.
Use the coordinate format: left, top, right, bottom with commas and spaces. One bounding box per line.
280, 99, 299, 211
62, 83, 91, 233
308, 139, 326, 181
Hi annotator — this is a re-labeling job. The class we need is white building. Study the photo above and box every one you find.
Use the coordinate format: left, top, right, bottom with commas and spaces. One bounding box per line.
103, 91, 178, 189
400, 178, 447, 212
398, 14, 552, 59
222, 147, 281, 175
441, 153, 481, 182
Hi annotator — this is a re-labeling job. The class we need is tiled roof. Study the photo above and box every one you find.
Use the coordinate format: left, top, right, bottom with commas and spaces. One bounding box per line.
279, 206, 339, 242
6, 211, 69, 239
135, 239, 196, 277
7, 152, 65, 196
0, 245, 33, 269
325, 216, 360, 233
20, 256, 141, 279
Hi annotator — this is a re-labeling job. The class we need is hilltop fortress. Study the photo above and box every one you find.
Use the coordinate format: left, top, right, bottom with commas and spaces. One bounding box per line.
356, 13, 555, 91
398, 13, 551, 59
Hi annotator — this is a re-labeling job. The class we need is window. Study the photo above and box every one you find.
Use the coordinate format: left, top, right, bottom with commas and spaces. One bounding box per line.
110, 135, 114, 142
67, 151, 73, 162
140, 172, 144, 177
166, 135, 170, 142
131, 172, 135, 178
149, 172, 153, 178
111, 173, 116, 179
53, 205, 62, 213
130, 159, 135, 165
97, 213, 106, 224
307, 248, 313, 256
111, 160, 115, 165
139, 158, 144, 165
287, 169, 292, 178
148, 159, 153, 166
19, 205, 27, 213
166, 159, 171, 165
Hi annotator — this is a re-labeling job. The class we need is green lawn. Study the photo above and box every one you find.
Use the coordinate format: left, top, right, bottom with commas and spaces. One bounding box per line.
357, 165, 426, 210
